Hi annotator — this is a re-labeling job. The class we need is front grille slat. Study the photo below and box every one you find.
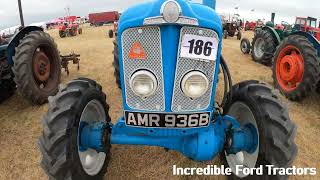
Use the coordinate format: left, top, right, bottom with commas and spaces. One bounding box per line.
122, 26, 165, 111
171, 27, 218, 112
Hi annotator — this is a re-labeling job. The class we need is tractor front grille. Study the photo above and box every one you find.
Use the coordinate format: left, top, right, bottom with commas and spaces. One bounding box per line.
171, 27, 217, 112
121, 26, 165, 111
121, 26, 218, 112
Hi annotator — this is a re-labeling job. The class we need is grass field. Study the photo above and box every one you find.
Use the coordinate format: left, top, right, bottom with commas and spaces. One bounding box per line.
0, 25, 319, 180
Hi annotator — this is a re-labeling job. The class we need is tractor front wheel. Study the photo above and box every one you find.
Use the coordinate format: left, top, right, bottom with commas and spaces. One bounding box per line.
237, 31, 242, 40
39, 78, 111, 180
222, 80, 297, 179
251, 29, 277, 66
240, 38, 251, 54
0, 78, 16, 103
59, 30, 66, 38
12, 31, 61, 104
272, 35, 320, 101
224, 30, 228, 39
108, 30, 114, 38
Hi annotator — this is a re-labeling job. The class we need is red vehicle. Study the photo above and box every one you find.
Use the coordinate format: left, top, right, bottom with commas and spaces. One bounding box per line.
245, 20, 264, 31
59, 23, 82, 38
89, 11, 119, 26
294, 17, 320, 41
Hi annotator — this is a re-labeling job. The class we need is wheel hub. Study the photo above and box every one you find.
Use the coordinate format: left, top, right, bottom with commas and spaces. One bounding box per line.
276, 45, 304, 92
33, 51, 51, 82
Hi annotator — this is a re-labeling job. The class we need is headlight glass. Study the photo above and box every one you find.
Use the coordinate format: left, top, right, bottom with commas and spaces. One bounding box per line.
161, 0, 181, 23
181, 71, 209, 99
130, 70, 158, 98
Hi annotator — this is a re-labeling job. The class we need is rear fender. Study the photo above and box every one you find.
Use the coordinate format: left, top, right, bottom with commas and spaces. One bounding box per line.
290, 31, 320, 56
7, 26, 43, 65
262, 26, 281, 45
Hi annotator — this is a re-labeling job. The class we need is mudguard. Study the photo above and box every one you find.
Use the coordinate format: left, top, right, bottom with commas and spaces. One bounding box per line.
290, 31, 320, 56
7, 26, 43, 65
262, 26, 281, 45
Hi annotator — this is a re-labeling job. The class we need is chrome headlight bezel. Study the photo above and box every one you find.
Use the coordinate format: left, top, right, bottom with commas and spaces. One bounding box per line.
160, 0, 182, 23
130, 70, 158, 98
181, 71, 209, 99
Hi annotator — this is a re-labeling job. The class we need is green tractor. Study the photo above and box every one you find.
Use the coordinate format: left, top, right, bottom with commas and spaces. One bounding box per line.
240, 15, 320, 101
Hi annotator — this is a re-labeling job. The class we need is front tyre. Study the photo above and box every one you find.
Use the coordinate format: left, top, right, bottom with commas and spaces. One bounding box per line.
237, 31, 242, 40
222, 80, 297, 179
0, 78, 16, 103
240, 38, 251, 54
39, 78, 111, 180
108, 30, 114, 38
224, 30, 228, 39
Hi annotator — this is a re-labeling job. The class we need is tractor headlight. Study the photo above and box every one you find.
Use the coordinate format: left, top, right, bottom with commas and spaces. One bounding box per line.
181, 71, 209, 99
161, 0, 181, 23
130, 70, 158, 98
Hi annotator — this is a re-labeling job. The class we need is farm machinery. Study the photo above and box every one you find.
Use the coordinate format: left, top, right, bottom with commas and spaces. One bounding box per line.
108, 21, 118, 38
222, 15, 242, 40
59, 22, 83, 38
0, 26, 61, 104
241, 15, 320, 101
39, 0, 297, 179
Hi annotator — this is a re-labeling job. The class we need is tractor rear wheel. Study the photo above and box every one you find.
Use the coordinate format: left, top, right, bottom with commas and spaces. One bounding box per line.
251, 29, 277, 66
0, 78, 16, 103
113, 40, 121, 89
240, 38, 251, 54
12, 31, 61, 105
39, 78, 111, 180
272, 35, 320, 101
222, 80, 297, 179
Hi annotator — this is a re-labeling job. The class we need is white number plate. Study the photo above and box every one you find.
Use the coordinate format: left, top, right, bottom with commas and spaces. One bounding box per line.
125, 111, 210, 128
180, 34, 219, 61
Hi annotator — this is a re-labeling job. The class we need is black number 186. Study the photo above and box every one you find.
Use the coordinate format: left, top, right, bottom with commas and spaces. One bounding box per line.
188, 39, 213, 56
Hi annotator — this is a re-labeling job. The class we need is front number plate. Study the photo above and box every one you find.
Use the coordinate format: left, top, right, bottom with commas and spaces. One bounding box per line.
125, 112, 210, 128
180, 34, 218, 61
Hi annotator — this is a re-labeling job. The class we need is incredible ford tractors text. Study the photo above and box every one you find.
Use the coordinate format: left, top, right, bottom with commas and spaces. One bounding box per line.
0, 26, 61, 104
39, 0, 297, 179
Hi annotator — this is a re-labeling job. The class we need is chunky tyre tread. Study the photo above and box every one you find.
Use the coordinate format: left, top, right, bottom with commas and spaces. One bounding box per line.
39, 78, 111, 180
223, 81, 297, 180
272, 35, 320, 101
240, 38, 251, 54
251, 29, 277, 66
113, 40, 121, 89
12, 31, 61, 104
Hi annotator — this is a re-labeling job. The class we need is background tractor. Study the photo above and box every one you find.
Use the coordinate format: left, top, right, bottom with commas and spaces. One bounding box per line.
222, 15, 242, 40
39, 0, 297, 179
59, 23, 82, 38
240, 14, 320, 101
0, 26, 61, 104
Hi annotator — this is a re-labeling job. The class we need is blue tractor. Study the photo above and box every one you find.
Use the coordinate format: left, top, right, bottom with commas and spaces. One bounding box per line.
0, 26, 61, 104
39, 0, 297, 179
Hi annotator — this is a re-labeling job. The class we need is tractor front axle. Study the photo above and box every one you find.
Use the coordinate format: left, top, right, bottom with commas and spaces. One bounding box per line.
78, 115, 258, 161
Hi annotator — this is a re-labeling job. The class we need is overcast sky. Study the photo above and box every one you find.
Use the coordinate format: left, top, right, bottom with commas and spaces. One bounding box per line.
1, 0, 319, 29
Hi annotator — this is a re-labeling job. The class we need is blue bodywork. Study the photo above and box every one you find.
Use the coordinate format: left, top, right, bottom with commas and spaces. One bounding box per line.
80, 0, 258, 161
